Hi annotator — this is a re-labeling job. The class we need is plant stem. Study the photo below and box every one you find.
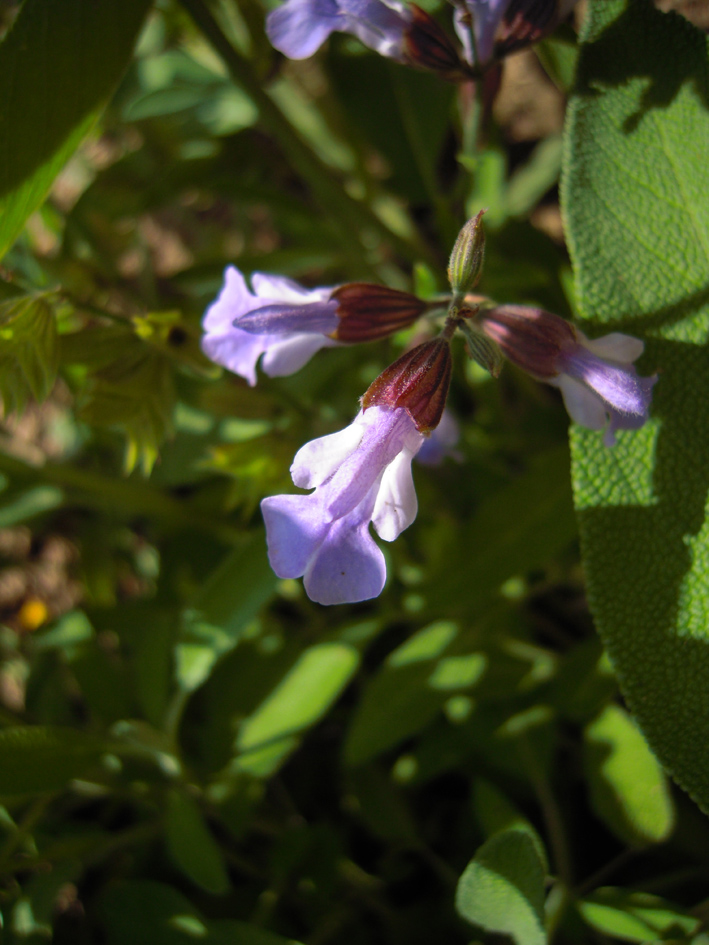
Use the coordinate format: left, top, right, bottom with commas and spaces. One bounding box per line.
0, 448, 242, 544
178, 0, 435, 274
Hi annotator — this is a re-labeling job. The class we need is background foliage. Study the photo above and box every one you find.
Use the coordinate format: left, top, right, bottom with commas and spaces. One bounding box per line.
0, 0, 708, 943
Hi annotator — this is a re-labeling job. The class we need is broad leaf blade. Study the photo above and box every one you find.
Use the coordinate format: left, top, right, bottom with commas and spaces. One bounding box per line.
0, 0, 152, 258
455, 826, 548, 945
562, 0, 709, 810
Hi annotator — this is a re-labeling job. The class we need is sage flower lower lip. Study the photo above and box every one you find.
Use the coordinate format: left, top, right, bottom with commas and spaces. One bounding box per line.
261, 405, 424, 605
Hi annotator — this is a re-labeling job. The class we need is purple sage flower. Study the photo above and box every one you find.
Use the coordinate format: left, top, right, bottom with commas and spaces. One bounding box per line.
262, 405, 425, 605
551, 330, 657, 447
479, 305, 657, 447
202, 267, 429, 386
453, 0, 577, 68
201, 266, 338, 386
266, 0, 412, 61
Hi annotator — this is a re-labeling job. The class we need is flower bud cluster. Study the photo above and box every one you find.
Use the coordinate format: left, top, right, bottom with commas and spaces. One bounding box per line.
201, 211, 657, 605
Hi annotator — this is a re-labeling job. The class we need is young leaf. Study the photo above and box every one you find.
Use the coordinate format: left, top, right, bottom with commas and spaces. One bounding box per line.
455, 826, 548, 945
79, 346, 175, 475
562, 0, 709, 812
0, 0, 152, 258
0, 296, 58, 415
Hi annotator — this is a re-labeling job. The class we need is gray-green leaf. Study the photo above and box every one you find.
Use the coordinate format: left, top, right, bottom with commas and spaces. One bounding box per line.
562, 0, 709, 812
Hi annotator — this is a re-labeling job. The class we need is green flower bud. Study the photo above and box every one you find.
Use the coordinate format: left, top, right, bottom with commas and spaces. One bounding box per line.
448, 210, 486, 297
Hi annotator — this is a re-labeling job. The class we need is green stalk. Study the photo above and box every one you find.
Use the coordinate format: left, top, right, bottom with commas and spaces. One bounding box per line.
0, 449, 241, 544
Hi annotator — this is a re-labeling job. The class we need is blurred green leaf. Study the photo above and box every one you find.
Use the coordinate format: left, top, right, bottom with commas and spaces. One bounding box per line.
0, 296, 58, 415
177, 533, 278, 692
238, 642, 360, 752
584, 704, 675, 846
472, 778, 528, 839
165, 789, 230, 895
455, 826, 548, 945
425, 446, 576, 614
100, 881, 304, 945
344, 622, 486, 766
0, 0, 152, 258
578, 888, 699, 943
563, 0, 709, 811
0, 726, 107, 797
505, 135, 563, 219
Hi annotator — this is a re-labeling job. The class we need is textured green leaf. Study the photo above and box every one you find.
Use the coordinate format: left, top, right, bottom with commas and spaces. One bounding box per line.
562, 0, 709, 810
165, 789, 230, 895
0, 0, 152, 258
0, 726, 106, 796
455, 827, 548, 945
584, 705, 674, 846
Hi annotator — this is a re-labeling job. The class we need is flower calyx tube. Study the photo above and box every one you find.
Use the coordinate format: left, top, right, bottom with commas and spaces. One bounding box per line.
362, 336, 452, 434
402, 4, 473, 80
331, 283, 428, 343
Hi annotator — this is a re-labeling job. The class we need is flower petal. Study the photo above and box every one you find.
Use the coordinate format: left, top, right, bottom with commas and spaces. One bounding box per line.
562, 346, 655, 418
553, 375, 607, 431
250, 271, 333, 303
304, 510, 386, 605
291, 417, 365, 489
416, 408, 460, 466
260, 334, 335, 378
372, 445, 419, 541
202, 266, 254, 332
580, 331, 645, 364
261, 493, 329, 579
339, 0, 409, 57
266, 0, 343, 58
201, 328, 265, 387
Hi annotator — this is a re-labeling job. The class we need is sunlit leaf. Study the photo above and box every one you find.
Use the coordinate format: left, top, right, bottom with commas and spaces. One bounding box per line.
563, 0, 709, 811
456, 826, 548, 945
0, 0, 152, 258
